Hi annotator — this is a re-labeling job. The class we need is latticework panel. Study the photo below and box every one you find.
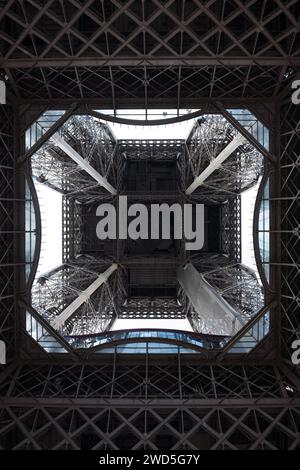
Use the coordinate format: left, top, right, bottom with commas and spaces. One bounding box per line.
280, 101, 300, 364
0, 361, 299, 450
0, 104, 16, 362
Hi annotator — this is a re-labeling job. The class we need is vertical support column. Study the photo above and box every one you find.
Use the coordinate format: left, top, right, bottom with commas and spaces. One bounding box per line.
0, 103, 18, 362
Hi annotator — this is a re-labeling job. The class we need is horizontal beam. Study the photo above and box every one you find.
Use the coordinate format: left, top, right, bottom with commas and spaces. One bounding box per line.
51, 264, 118, 329
51, 133, 117, 195
1, 56, 300, 68
1, 397, 299, 407
185, 133, 245, 195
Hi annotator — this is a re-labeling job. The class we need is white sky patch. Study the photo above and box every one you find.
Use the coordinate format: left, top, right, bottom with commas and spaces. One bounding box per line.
241, 178, 261, 277
111, 318, 193, 332
35, 181, 62, 277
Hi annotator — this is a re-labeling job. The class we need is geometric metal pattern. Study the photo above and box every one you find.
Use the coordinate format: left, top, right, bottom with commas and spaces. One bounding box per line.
119, 297, 186, 320
31, 257, 119, 336
0, 0, 300, 451
0, 0, 299, 107
279, 101, 300, 365
178, 261, 264, 335
0, 360, 300, 450
0, 104, 16, 362
31, 116, 116, 200
186, 115, 263, 200
220, 196, 241, 261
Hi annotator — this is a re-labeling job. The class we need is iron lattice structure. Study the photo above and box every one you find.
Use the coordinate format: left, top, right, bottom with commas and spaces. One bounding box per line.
0, 104, 16, 362
220, 195, 241, 261
0, 361, 300, 450
186, 115, 263, 200
0, 0, 299, 450
202, 264, 264, 321
0, 0, 299, 106
31, 257, 119, 336
279, 101, 300, 365
31, 116, 117, 201
178, 262, 264, 335
62, 196, 84, 262
119, 297, 186, 320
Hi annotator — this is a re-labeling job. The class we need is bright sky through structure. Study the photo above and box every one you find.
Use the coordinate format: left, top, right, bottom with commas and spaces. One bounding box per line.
111, 318, 193, 331
241, 178, 261, 278
35, 181, 62, 277
34, 109, 262, 331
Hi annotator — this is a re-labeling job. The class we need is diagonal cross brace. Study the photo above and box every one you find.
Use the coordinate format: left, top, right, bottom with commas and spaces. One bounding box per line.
51, 133, 117, 195
51, 264, 118, 330
185, 133, 246, 195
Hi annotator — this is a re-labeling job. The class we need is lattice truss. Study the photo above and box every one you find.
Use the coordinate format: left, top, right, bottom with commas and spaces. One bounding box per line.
0, 1, 299, 104
62, 197, 83, 262
119, 139, 184, 161
220, 195, 241, 262
118, 139, 184, 193
31, 256, 119, 336
0, 104, 15, 362
186, 115, 263, 201
179, 261, 264, 335
31, 116, 116, 202
0, 362, 299, 450
203, 264, 264, 319
120, 297, 185, 320
279, 101, 300, 364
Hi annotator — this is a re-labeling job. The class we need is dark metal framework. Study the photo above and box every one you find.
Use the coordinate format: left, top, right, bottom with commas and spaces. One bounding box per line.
0, 0, 299, 450
0, 360, 300, 450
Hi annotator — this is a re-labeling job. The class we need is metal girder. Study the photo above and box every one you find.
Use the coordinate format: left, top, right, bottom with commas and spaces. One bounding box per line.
0, 361, 299, 450
18, 104, 79, 163
186, 133, 246, 195
0, 104, 16, 362
279, 101, 300, 363
2, 58, 300, 68
31, 116, 117, 200
178, 263, 243, 336
215, 103, 276, 163
31, 258, 120, 336
185, 114, 263, 201
1, 0, 299, 105
178, 261, 264, 336
51, 264, 118, 330
51, 134, 117, 195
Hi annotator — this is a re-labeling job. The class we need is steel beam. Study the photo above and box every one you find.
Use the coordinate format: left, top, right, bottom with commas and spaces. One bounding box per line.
186, 133, 246, 195
1, 57, 300, 68
214, 103, 276, 163
51, 133, 117, 195
18, 103, 79, 163
51, 264, 118, 329
178, 263, 243, 336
